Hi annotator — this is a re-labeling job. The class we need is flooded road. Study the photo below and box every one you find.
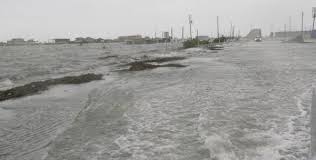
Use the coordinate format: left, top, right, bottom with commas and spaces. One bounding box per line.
0, 41, 315, 160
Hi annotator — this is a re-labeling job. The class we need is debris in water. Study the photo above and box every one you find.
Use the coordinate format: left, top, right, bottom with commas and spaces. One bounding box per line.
98, 55, 118, 60
126, 56, 186, 66
128, 62, 186, 71
0, 73, 103, 102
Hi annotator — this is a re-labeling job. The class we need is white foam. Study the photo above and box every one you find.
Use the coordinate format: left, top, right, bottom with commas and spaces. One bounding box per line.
204, 134, 237, 160
0, 78, 14, 90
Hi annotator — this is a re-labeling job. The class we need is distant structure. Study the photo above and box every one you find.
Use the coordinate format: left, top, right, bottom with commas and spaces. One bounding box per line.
7, 38, 26, 45
6, 38, 39, 45
53, 39, 70, 44
117, 35, 160, 44
4, 37, 111, 45
73, 37, 105, 43
27, 39, 37, 45
189, 15, 193, 40
85, 37, 96, 43
163, 32, 170, 39
115, 34, 170, 44
126, 37, 156, 45
245, 29, 262, 40
96, 38, 105, 43
74, 37, 85, 43
118, 35, 142, 42
274, 31, 312, 39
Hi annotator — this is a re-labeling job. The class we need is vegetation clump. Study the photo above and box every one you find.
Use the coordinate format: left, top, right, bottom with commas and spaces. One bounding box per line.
212, 36, 228, 43
183, 39, 209, 49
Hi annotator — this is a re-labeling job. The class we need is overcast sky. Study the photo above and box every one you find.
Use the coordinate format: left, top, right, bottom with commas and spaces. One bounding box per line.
0, 0, 315, 41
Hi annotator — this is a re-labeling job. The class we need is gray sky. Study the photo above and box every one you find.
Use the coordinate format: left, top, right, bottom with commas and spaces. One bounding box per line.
0, 0, 315, 41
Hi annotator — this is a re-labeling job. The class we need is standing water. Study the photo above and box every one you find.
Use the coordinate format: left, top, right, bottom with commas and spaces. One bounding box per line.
0, 41, 315, 160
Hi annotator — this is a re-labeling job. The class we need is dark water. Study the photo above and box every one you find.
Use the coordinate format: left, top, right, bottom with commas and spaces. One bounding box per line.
0, 41, 315, 160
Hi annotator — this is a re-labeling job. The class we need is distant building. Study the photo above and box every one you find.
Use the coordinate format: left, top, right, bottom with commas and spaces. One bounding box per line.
0, 42, 6, 46
6, 38, 39, 45
7, 38, 26, 45
163, 32, 170, 39
74, 37, 85, 43
196, 36, 210, 41
26, 39, 38, 45
74, 37, 103, 43
126, 38, 156, 45
274, 31, 312, 39
85, 37, 96, 43
118, 35, 142, 42
53, 39, 70, 44
96, 38, 104, 43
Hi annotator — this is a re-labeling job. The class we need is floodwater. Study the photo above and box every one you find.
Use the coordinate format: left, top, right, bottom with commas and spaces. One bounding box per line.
0, 41, 315, 160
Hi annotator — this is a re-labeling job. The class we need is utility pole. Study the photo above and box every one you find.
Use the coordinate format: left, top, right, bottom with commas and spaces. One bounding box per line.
230, 21, 233, 38
284, 24, 287, 40
197, 29, 199, 47
232, 26, 235, 39
302, 12, 304, 34
196, 29, 198, 39
171, 27, 173, 40
217, 16, 220, 40
289, 16, 292, 32
182, 26, 184, 41
189, 15, 193, 40
155, 32, 159, 43
313, 7, 316, 31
